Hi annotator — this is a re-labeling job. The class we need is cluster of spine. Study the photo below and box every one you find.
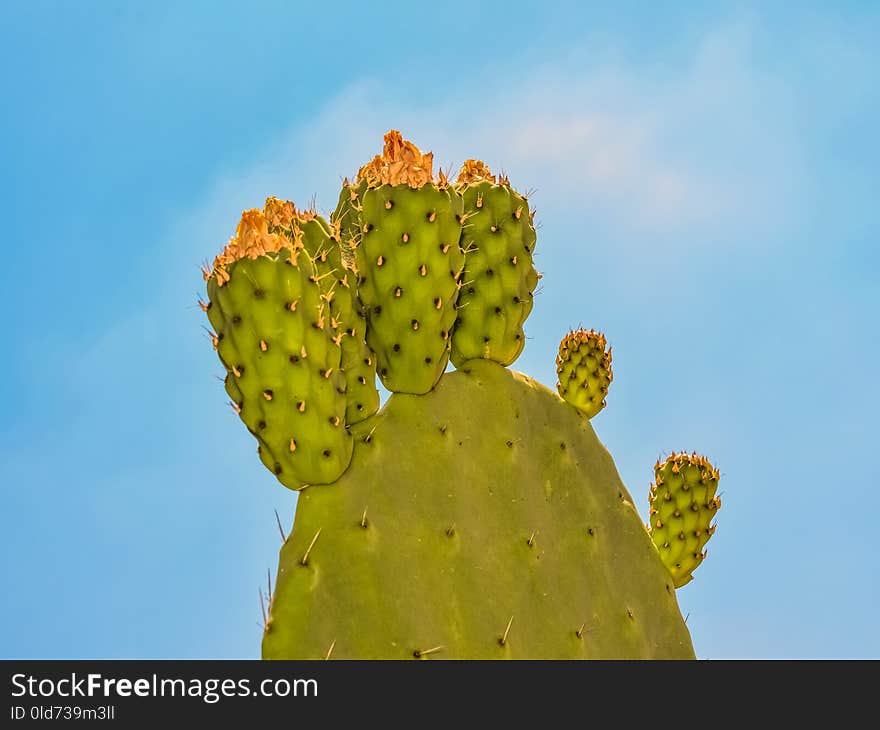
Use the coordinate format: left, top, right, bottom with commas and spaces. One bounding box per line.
647, 452, 721, 588
555, 328, 613, 419
450, 160, 539, 367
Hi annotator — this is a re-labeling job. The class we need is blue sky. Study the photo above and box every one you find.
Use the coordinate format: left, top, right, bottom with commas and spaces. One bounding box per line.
1, 1, 877, 658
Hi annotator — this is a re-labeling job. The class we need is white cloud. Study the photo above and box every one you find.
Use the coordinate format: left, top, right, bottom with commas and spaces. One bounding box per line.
75, 17, 808, 431
180, 19, 804, 270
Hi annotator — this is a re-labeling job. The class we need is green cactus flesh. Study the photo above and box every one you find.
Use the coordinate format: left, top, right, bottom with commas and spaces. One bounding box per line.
556, 328, 613, 420
263, 359, 694, 659
267, 198, 380, 425
356, 182, 464, 394
316, 232, 381, 425
648, 453, 721, 588
331, 178, 366, 271
451, 161, 539, 367
337, 318, 380, 424
205, 211, 353, 488
298, 209, 380, 425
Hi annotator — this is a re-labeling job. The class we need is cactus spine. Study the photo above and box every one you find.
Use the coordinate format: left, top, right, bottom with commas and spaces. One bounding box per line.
450, 160, 539, 367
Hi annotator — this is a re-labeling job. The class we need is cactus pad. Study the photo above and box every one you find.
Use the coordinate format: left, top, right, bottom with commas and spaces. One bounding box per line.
204, 209, 352, 488
265, 196, 380, 425
556, 328, 613, 419
352, 131, 465, 394
451, 160, 539, 367
263, 360, 694, 659
648, 452, 721, 588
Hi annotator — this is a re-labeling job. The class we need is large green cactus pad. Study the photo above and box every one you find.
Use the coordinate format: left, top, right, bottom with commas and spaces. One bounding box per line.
263, 359, 694, 659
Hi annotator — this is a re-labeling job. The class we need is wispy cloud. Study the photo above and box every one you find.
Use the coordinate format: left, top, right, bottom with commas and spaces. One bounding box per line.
183, 19, 803, 270
57, 18, 809, 435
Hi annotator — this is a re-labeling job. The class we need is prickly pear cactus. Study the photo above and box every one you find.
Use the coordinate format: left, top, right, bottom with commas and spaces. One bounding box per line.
200, 130, 724, 659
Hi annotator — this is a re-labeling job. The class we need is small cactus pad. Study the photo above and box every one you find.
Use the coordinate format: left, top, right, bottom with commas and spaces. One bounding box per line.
556, 329, 613, 419
204, 208, 353, 488
263, 360, 694, 659
352, 131, 465, 394
648, 453, 721, 588
450, 160, 539, 367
